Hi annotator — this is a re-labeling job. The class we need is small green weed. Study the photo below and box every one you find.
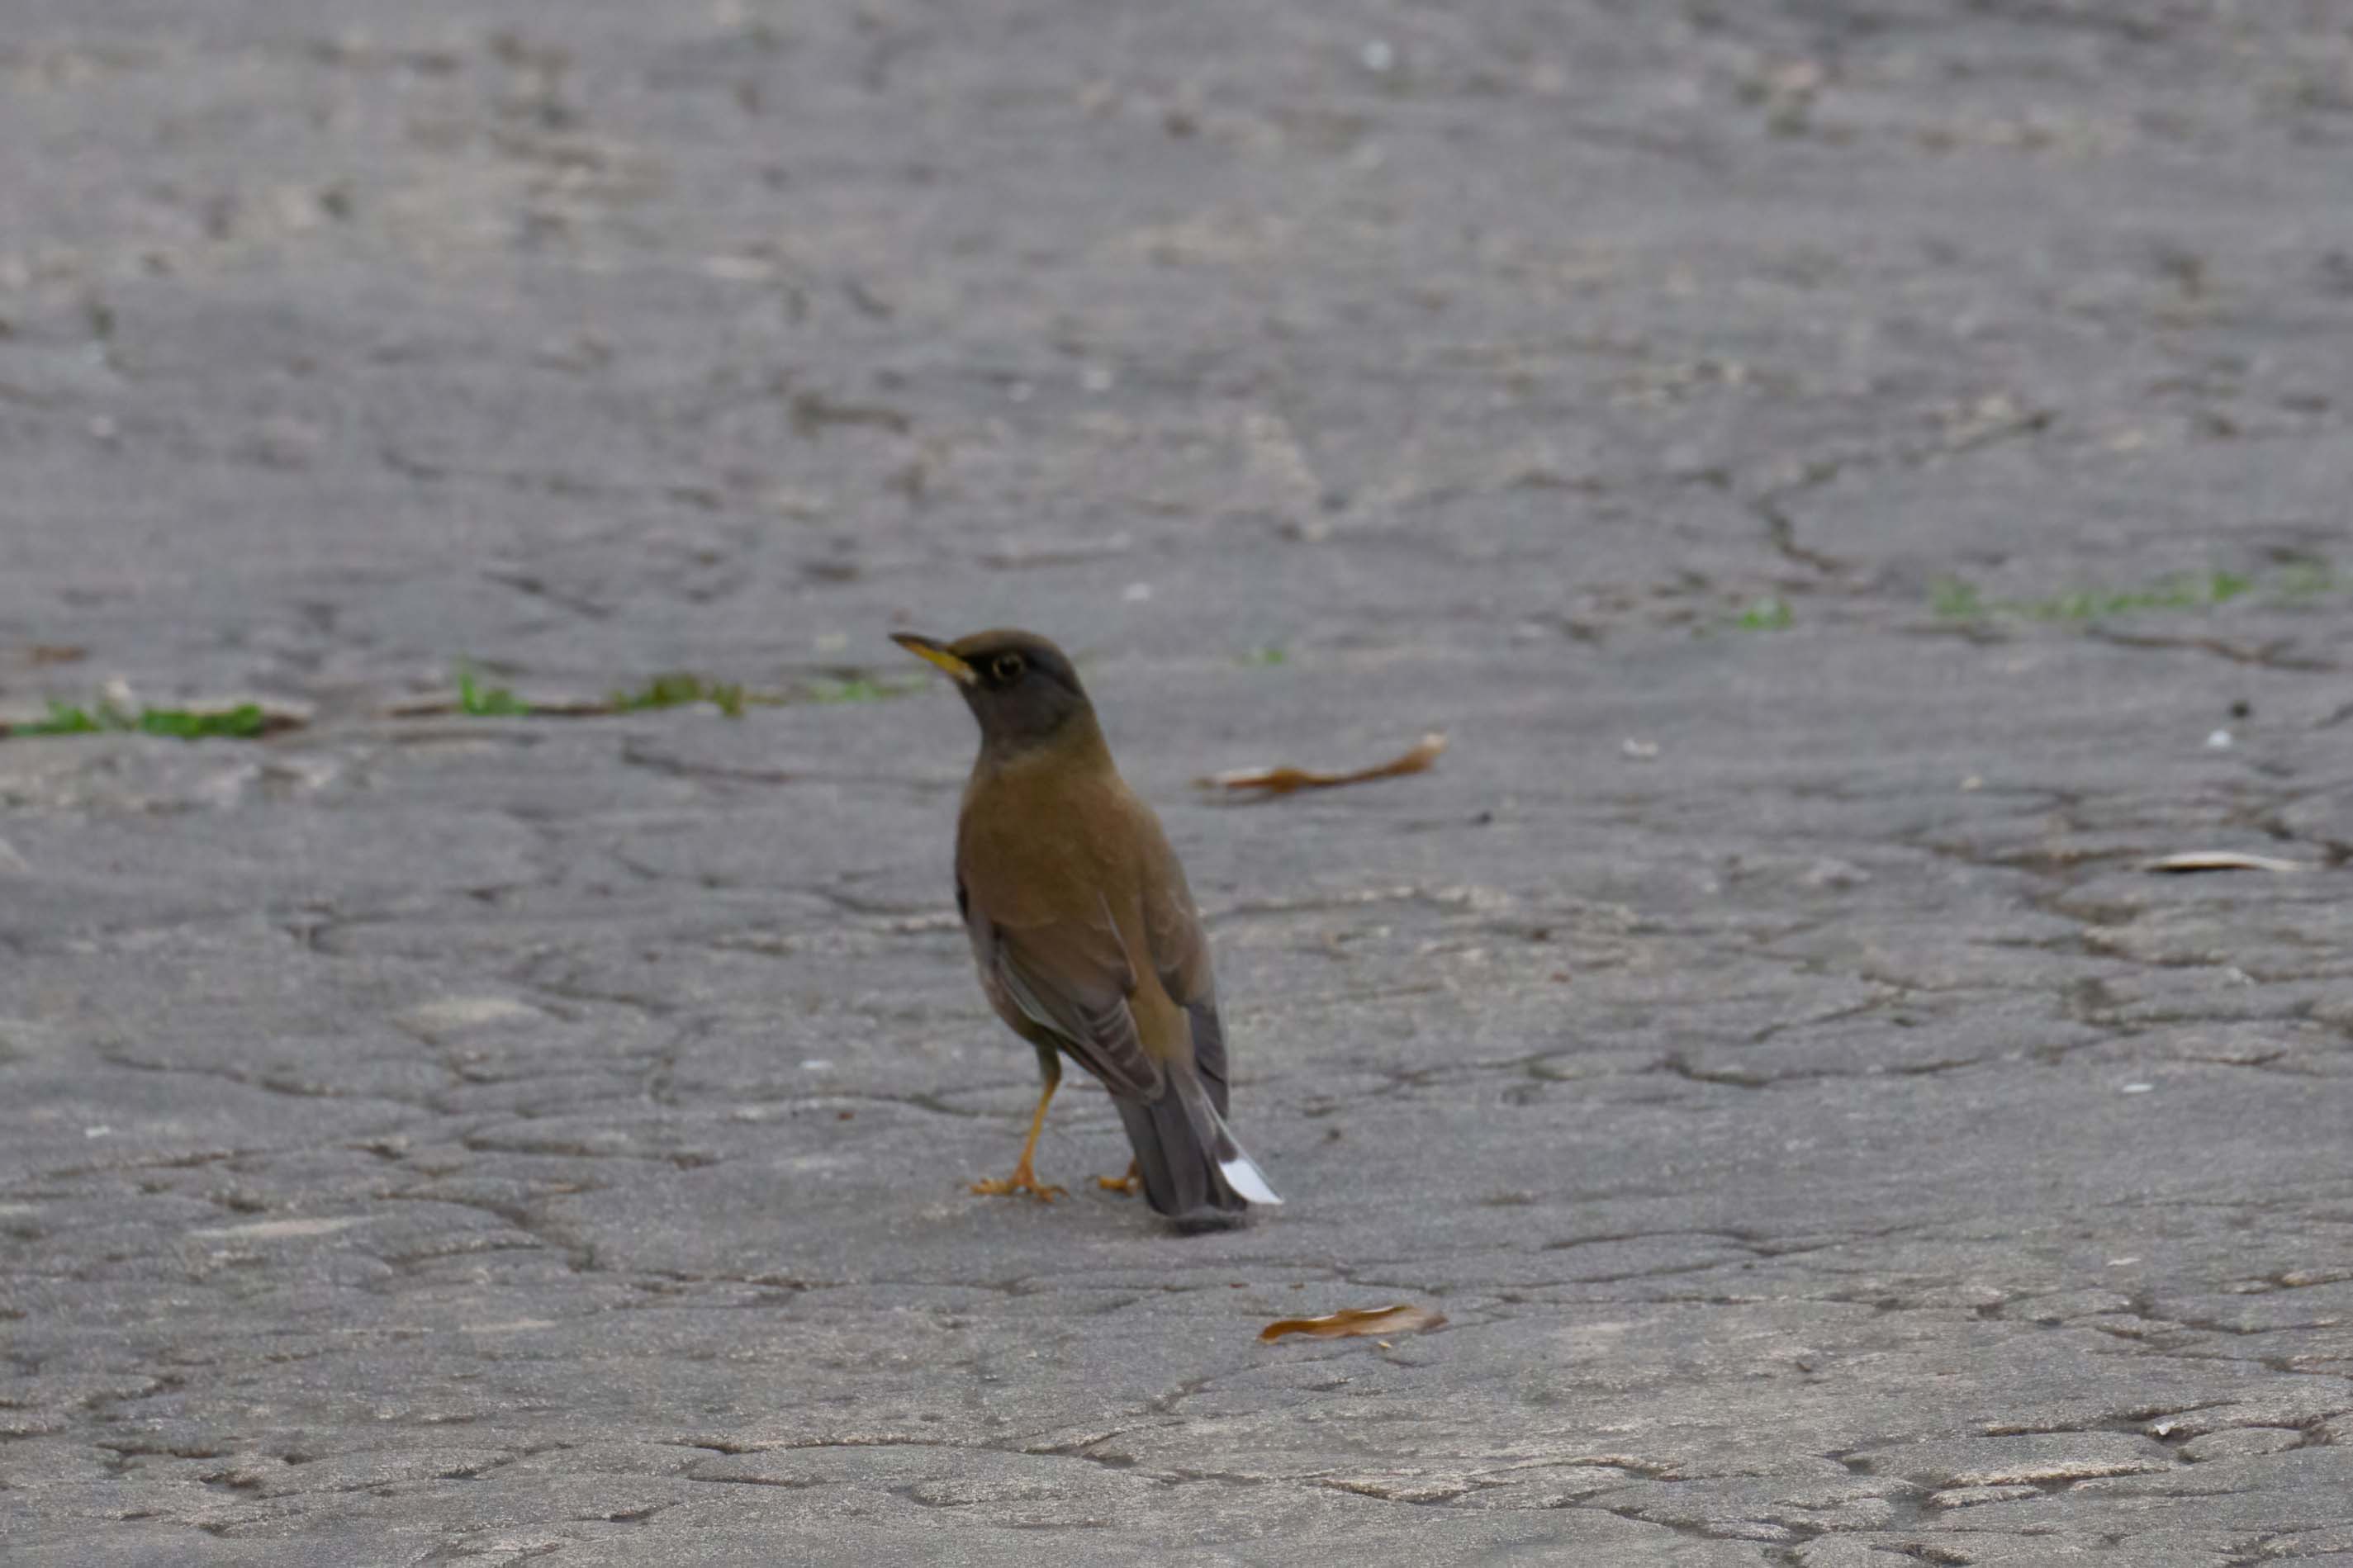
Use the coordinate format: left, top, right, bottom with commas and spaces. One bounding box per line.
2019, 579, 2206, 621
610, 672, 747, 718
1238, 646, 1289, 667
134, 704, 271, 739
458, 662, 918, 717
455, 665, 530, 717
1929, 566, 2328, 623
1928, 579, 1984, 618
13, 701, 104, 737
2208, 570, 2251, 603
1735, 597, 1793, 631
8, 700, 270, 740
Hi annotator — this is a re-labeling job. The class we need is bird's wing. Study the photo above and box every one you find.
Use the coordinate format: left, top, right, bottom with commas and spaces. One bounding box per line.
965, 885, 1164, 1101
1140, 843, 1230, 1114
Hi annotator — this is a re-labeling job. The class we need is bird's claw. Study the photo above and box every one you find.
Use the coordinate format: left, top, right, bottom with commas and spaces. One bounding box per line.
1096, 1161, 1141, 1196
970, 1164, 1065, 1202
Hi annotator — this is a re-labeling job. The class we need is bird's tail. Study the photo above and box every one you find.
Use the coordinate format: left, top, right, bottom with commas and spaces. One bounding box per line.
1115, 1069, 1281, 1231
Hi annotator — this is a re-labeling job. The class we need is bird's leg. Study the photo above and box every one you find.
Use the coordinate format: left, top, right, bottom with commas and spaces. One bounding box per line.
1096, 1159, 1141, 1196
970, 1049, 1066, 1201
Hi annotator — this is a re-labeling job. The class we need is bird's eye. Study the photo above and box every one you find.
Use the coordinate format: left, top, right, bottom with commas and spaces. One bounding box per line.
992, 652, 1026, 682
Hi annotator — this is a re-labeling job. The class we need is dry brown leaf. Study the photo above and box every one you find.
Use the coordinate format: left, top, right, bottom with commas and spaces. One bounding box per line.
2143, 851, 2311, 875
1258, 1304, 1446, 1343
1199, 732, 1446, 797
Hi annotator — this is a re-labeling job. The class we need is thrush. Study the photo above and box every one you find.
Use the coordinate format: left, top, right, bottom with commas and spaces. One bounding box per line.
893, 628, 1281, 1229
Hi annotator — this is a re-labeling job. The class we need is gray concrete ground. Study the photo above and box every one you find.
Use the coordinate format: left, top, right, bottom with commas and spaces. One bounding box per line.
3, 2, 2351, 1563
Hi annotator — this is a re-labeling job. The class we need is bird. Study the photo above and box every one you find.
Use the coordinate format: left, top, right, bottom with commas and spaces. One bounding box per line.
892, 628, 1281, 1229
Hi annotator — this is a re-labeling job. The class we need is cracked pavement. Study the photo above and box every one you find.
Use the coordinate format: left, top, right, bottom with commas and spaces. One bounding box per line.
3, 1, 2351, 1563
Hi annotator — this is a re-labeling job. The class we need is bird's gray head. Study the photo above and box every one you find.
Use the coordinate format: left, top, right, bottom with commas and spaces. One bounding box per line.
892, 628, 1097, 756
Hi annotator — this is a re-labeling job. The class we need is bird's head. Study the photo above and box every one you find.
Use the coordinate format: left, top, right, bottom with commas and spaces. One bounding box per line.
892, 628, 1097, 756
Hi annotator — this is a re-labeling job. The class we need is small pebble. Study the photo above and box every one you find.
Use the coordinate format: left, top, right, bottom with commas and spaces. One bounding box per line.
2205, 728, 2232, 750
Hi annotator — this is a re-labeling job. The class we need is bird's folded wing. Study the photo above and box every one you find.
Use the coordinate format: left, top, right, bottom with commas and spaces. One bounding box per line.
975, 896, 1164, 1101
1141, 860, 1229, 1112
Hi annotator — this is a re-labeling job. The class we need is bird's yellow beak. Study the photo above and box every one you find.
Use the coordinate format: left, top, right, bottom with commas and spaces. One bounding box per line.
891, 632, 976, 686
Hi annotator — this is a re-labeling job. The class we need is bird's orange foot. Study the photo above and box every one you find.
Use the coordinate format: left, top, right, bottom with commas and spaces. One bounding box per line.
970, 1163, 1066, 1202
1096, 1160, 1141, 1196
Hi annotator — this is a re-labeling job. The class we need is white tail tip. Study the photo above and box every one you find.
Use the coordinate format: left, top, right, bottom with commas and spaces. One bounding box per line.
1220, 1150, 1283, 1206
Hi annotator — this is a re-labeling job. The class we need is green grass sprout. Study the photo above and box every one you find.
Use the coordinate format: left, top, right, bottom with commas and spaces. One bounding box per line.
7, 700, 271, 741
610, 672, 747, 718
456, 664, 531, 717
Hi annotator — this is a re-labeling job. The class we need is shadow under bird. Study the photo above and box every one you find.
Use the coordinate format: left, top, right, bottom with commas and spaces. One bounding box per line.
893, 628, 1281, 1230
